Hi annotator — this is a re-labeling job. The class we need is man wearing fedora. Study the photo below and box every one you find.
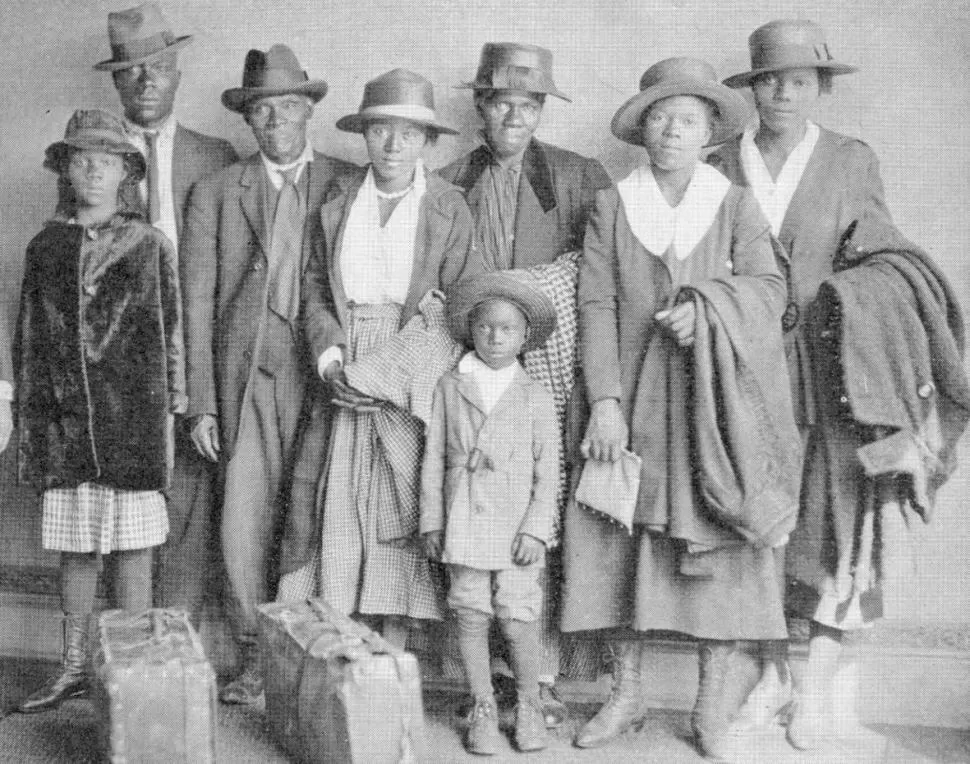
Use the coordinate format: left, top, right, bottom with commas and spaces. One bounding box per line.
439, 41, 613, 728
94, 2, 237, 626
181, 44, 354, 704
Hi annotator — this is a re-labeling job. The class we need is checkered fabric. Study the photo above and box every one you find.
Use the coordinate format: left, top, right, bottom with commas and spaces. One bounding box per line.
42, 482, 168, 552
521, 250, 581, 546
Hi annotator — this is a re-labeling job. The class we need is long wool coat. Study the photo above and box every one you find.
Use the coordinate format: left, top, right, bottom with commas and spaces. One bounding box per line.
707, 127, 892, 426
16, 214, 185, 491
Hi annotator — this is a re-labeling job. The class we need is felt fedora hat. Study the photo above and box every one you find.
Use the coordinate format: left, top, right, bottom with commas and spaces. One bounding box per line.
44, 109, 146, 180
457, 42, 571, 102
723, 19, 857, 89
611, 57, 751, 147
93, 2, 193, 72
221, 44, 329, 113
447, 269, 558, 354
336, 69, 458, 135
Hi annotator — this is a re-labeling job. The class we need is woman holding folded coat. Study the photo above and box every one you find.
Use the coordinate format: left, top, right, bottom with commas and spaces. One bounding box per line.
561, 57, 802, 758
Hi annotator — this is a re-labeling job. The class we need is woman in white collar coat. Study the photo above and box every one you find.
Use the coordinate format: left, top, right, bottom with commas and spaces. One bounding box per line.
709, 21, 894, 749
564, 58, 801, 758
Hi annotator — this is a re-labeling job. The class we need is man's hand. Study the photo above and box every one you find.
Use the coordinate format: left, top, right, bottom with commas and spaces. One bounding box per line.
330, 379, 384, 413
0, 400, 12, 454
422, 530, 444, 562
581, 398, 628, 463
655, 302, 697, 347
320, 359, 344, 383
512, 533, 544, 566
190, 414, 221, 462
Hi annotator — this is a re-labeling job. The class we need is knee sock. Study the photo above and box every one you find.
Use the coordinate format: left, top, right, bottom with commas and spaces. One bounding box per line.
455, 608, 493, 700
61, 552, 99, 616
499, 618, 541, 703
111, 548, 154, 611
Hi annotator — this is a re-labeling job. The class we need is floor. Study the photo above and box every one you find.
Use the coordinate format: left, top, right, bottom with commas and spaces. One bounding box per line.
0, 659, 968, 763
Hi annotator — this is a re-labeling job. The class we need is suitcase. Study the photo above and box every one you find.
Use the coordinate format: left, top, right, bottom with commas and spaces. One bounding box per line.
93, 608, 217, 763
258, 599, 425, 763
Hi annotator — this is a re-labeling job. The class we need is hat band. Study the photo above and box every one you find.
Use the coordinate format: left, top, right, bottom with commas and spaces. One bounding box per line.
477, 65, 554, 94
65, 127, 135, 148
242, 69, 311, 90
110, 30, 177, 63
357, 103, 439, 125
751, 42, 834, 71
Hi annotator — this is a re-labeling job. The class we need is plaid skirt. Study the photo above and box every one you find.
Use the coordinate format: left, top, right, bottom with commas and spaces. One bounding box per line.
42, 482, 169, 553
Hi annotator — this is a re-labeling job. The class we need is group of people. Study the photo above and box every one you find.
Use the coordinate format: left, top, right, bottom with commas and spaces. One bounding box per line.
5, 2, 968, 759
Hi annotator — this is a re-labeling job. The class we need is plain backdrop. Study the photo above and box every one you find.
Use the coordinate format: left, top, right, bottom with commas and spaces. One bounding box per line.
0, 0, 966, 631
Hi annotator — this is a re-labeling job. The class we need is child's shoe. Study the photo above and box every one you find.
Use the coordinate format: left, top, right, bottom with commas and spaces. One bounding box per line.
466, 695, 501, 755
514, 697, 549, 752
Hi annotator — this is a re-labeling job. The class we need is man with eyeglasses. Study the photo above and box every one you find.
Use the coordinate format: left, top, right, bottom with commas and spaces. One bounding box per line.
94, 3, 237, 627
180, 44, 354, 704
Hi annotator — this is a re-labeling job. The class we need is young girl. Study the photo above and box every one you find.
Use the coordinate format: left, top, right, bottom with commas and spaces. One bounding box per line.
421, 270, 558, 755
16, 109, 185, 713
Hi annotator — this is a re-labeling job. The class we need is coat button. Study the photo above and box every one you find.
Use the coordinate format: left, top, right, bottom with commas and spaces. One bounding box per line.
839, 395, 848, 404
918, 383, 934, 399
474, 504, 486, 515
86, 228, 98, 240
253, 261, 263, 271
85, 285, 97, 296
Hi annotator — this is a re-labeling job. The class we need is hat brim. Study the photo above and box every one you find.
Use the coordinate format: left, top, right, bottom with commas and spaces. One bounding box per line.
455, 81, 572, 103
45, 139, 147, 180
93, 35, 193, 71
723, 61, 858, 89
221, 81, 329, 113
335, 113, 458, 136
447, 271, 558, 354
611, 79, 751, 147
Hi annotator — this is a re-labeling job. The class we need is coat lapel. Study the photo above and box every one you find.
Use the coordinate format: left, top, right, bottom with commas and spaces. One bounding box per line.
455, 370, 488, 416
171, 124, 192, 237
322, 168, 366, 330
400, 169, 440, 322
239, 155, 269, 258
778, 128, 837, 249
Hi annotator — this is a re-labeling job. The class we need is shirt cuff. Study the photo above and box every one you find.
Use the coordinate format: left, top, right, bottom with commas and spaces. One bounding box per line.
0, 381, 13, 401
317, 347, 344, 379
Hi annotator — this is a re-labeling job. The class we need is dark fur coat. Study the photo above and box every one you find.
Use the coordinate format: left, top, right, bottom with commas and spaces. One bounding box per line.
15, 213, 185, 491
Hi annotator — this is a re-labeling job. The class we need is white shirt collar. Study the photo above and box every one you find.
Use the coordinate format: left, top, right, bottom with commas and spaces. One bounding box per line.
617, 162, 731, 260
458, 351, 520, 415
260, 140, 315, 188
740, 121, 820, 235
124, 115, 177, 140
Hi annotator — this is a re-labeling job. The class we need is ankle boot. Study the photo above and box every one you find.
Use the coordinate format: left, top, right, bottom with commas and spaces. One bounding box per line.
19, 614, 90, 713
574, 640, 644, 749
691, 640, 737, 759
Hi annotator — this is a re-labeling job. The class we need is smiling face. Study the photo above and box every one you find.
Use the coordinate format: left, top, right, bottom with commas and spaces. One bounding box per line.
245, 94, 313, 164
66, 149, 127, 211
640, 95, 713, 172
363, 118, 429, 193
751, 67, 821, 134
476, 90, 544, 161
112, 52, 181, 129
470, 298, 529, 370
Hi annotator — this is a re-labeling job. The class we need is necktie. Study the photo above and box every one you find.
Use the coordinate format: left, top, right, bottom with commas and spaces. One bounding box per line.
268, 165, 303, 323
145, 131, 160, 224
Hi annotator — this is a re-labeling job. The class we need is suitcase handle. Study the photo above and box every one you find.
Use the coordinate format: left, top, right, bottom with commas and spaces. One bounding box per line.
306, 599, 399, 657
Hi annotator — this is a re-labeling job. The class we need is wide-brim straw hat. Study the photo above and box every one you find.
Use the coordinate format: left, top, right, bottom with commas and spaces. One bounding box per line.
336, 68, 458, 135
447, 270, 558, 354
723, 19, 857, 89
44, 109, 146, 180
456, 42, 571, 102
93, 2, 193, 72
222, 44, 328, 113
611, 57, 751, 147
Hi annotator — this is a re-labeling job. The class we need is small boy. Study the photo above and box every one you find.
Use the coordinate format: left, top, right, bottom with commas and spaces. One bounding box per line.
421, 270, 559, 755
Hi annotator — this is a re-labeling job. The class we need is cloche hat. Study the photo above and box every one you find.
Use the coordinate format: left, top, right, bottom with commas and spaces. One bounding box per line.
336, 69, 457, 135
457, 42, 571, 102
222, 44, 328, 113
93, 2, 193, 72
611, 57, 751, 147
44, 109, 146, 180
723, 20, 857, 89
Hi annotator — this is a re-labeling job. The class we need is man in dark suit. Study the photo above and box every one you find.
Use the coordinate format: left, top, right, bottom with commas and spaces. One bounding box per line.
439, 42, 613, 728
181, 44, 355, 704
93, 3, 238, 625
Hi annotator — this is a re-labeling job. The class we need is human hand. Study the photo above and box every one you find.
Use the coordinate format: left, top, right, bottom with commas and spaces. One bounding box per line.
580, 398, 628, 463
0, 399, 12, 454
422, 531, 444, 561
190, 414, 221, 462
655, 302, 697, 347
320, 359, 344, 383
331, 379, 384, 413
512, 534, 544, 566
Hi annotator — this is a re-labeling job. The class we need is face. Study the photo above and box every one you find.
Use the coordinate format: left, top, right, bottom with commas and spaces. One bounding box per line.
363, 118, 428, 192
67, 149, 127, 210
478, 90, 543, 160
112, 52, 181, 128
246, 95, 313, 164
470, 299, 529, 370
751, 68, 820, 133
640, 95, 713, 172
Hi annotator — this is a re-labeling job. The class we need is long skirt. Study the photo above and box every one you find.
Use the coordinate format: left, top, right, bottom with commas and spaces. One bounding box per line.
279, 303, 442, 621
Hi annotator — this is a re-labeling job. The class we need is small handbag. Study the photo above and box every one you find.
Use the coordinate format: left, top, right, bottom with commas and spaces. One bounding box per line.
575, 449, 642, 534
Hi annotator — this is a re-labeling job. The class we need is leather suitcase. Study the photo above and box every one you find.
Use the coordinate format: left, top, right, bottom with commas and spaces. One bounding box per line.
93, 608, 217, 763
258, 599, 425, 763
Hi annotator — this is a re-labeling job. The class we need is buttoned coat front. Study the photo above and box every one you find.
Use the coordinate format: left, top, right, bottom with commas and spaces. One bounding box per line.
180, 150, 356, 457
420, 365, 558, 570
